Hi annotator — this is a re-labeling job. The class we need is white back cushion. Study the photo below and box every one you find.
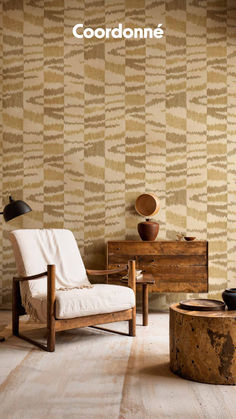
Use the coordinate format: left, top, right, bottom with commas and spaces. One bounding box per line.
9, 229, 90, 299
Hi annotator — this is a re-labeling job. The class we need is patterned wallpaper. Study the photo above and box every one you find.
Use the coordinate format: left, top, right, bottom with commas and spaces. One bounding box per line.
0, 0, 236, 309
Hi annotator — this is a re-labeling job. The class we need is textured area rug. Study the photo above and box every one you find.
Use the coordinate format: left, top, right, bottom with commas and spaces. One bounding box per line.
1, 313, 236, 419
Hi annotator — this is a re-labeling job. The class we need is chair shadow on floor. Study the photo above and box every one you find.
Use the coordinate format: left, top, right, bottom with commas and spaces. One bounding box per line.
3, 322, 131, 352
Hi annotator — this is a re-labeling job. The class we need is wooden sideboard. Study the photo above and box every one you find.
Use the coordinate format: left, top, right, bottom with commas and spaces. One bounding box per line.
106, 241, 208, 293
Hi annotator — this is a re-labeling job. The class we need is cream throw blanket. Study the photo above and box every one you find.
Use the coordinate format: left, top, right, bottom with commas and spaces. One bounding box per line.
9, 229, 93, 321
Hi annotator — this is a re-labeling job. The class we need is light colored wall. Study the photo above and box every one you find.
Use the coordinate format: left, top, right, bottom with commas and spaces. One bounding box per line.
0, 0, 236, 308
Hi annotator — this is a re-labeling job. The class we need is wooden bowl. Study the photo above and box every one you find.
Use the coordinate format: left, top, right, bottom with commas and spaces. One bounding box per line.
135, 193, 160, 217
184, 236, 196, 241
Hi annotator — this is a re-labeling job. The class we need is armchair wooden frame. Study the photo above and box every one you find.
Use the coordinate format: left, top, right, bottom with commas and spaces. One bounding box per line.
12, 260, 136, 352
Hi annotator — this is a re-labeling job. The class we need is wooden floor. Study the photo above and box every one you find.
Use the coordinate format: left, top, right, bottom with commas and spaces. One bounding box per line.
0, 310, 236, 419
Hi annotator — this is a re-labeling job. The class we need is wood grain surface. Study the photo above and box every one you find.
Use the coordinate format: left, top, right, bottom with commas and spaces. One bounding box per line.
107, 241, 208, 293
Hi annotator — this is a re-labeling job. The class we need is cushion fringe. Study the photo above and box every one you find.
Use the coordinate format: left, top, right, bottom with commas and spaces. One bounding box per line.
57, 284, 94, 291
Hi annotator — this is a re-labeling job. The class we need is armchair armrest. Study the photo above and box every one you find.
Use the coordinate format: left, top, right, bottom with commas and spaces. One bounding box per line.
86, 265, 127, 276
13, 271, 48, 282
12, 264, 56, 352
87, 261, 136, 294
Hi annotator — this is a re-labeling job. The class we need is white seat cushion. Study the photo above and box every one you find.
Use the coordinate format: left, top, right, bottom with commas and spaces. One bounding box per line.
28, 284, 135, 323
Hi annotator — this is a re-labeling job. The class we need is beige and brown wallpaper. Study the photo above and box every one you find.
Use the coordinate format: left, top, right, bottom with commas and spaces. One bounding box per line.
0, 0, 236, 309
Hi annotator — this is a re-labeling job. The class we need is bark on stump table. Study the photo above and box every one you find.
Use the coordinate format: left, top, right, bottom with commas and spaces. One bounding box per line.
169, 303, 236, 385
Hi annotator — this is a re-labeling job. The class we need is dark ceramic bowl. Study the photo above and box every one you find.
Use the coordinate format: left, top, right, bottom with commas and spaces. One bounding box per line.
184, 236, 196, 241
222, 288, 236, 310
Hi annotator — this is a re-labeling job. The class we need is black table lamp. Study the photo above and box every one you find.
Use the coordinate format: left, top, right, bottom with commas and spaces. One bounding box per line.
0, 195, 32, 341
1, 196, 32, 222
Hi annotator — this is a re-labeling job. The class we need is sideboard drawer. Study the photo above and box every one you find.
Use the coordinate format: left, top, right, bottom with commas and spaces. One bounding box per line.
108, 241, 207, 256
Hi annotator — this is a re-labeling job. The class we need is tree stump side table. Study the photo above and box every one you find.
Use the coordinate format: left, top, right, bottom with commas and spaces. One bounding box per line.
169, 303, 236, 385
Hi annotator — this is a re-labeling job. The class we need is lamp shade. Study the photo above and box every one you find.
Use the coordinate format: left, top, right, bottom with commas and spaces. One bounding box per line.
3, 196, 32, 222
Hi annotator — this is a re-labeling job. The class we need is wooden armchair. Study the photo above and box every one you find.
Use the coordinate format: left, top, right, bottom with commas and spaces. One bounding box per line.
9, 229, 136, 352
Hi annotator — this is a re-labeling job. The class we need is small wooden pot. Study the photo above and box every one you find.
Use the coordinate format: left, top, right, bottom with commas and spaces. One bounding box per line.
138, 220, 159, 241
